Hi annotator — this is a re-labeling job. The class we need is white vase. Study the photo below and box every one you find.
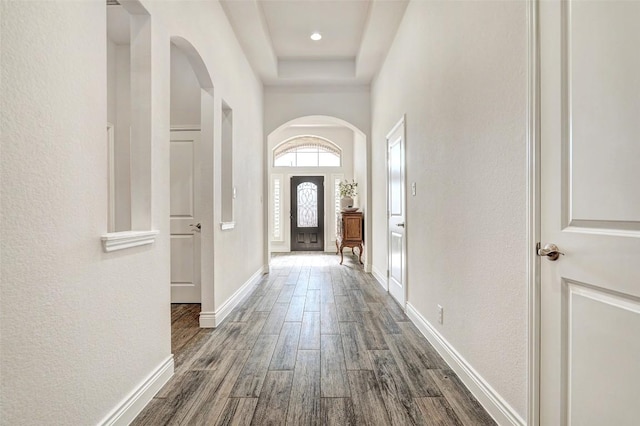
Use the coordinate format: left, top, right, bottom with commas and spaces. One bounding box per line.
340, 197, 354, 210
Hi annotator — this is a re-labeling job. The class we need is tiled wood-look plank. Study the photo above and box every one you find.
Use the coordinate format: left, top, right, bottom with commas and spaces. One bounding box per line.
255, 289, 280, 312
269, 322, 301, 370
285, 295, 306, 322
335, 294, 356, 322
286, 350, 321, 425
250, 371, 294, 425
293, 277, 309, 296
230, 311, 269, 350
368, 302, 402, 335
414, 397, 463, 426
215, 398, 258, 426
230, 334, 278, 398
347, 289, 370, 311
181, 350, 251, 424
167, 323, 240, 383
132, 370, 214, 425
225, 293, 262, 322
320, 280, 335, 304
429, 369, 497, 425
332, 278, 348, 296
340, 321, 373, 370
348, 370, 392, 425
370, 350, 427, 425
261, 302, 289, 335
299, 311, 321, 350
321, 398, 356, 426
304, 289, 321, 312
321, 335, 350, 397
189, 322, 244, 370
136, 253, 495, 425
354, 311, 389, 350
171, 303, 190, 324
276, 284, 296, 304
397, 322, 449, 369
173, 328, 211, 371
185, 351, 252, 425
385, 333, 442, 397
321, 302, 340, 334
285, 272, 300, 285
171, 305, 203, 353
309, 273, 329, 290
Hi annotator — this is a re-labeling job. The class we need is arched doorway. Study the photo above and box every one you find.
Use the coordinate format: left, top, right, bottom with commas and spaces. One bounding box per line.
169, 36, 215, 329
266, 116, 369, 268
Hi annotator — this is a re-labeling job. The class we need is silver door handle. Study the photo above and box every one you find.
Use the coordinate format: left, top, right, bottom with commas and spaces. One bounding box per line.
189, 223, 201, 232
537, 243, 564, 261
397, 223, 405, 228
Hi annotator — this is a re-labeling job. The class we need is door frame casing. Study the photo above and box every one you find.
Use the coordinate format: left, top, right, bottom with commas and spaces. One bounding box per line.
527, 0, 541, 424
386, 115, 407, 308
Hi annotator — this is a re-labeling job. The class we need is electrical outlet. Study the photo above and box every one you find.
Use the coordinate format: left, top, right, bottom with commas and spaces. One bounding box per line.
411, 182, 417, 196
438, 305, 444, 324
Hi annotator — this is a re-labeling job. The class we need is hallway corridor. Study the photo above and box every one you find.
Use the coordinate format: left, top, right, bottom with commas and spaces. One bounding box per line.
133, 253, 495, 425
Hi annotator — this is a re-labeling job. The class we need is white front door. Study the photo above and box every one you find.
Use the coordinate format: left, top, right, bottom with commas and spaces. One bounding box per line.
539, 2, 640, 424
387, 117, 406, 307
170, 130, 201, 303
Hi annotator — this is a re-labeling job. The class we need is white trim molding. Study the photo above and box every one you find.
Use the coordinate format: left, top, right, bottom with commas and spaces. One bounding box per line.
406, 303, 525, 426
199, 266, 267, 328
527, 0, 541, 424
170, 125, 201, 131
101, 230, 159, 252
99, 355, 174, 426
371, 264, 388, 292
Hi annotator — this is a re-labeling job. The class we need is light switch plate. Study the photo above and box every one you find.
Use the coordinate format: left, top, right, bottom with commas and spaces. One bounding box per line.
411, 182, 417, 196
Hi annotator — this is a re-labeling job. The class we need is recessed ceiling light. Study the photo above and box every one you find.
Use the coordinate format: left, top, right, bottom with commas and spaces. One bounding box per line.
310, 32, 322, 41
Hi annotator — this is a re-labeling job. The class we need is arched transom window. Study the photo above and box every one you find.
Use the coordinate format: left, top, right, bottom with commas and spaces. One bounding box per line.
273, 136, 341, 167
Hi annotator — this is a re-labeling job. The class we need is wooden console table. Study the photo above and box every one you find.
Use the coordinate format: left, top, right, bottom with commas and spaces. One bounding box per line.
336, 211, 364, 265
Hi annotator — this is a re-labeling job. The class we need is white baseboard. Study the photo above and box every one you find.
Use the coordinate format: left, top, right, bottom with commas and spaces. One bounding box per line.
406, 303, 525, 426
371, 264, 388, 291
99, 355, 174, 426
199, 266, 267, 328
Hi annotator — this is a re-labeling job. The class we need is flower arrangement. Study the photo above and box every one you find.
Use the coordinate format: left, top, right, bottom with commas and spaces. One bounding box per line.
339, 179, 358, 198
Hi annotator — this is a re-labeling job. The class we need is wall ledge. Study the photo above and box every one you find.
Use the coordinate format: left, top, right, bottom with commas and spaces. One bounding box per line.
199, 265, 267, 328
406, 303, 525, 426
220, 222, 235, 231
101, 230, 159, 252
98, 355, 173, 426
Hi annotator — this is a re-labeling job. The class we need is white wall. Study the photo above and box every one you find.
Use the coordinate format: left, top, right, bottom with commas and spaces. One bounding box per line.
135, 0, 265, 321
0, 0, 264, 424
170, 43, 201, 126
371, 0, 528, 421
268, 126, 355, 252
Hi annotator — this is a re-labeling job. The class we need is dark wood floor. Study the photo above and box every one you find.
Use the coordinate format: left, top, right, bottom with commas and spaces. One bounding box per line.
134, 252, 495, 425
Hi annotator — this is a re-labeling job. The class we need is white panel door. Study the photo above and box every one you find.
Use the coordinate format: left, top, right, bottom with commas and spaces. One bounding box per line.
387, 117, 406, 307
170, 130, 201, 303
539, 2, 640, 424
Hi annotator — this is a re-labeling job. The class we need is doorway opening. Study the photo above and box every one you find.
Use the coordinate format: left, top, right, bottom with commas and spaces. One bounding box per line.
168, 36, 215, 340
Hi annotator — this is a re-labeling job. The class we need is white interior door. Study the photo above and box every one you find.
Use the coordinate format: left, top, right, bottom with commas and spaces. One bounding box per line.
387, 117, 406, 307
170, 130, 201, 303
539, 2, 640, 424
